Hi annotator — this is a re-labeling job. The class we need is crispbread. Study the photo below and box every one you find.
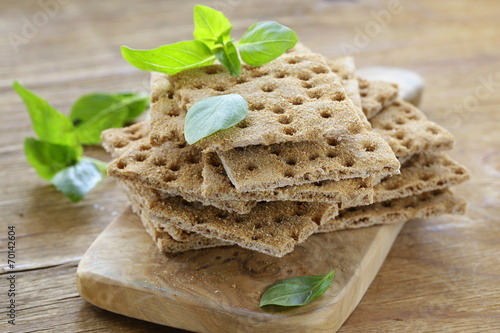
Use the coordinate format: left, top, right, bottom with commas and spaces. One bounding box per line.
104, 127, 257, 214
105, 120, 373, 206
202, 152, 374, 207
217, 132, 400, 191
127, 188, 465, 254
169, 51, 365, 151
374, 152, 470, 203
370, 99, 455, 163
101, 122, 152, 159
317, 189, 466, 233
122, 180, 339, 257
358, 78, 399, 119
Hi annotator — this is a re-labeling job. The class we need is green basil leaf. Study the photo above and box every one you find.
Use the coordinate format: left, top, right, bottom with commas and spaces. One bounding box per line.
184, 94, 247, 144
121, 41, 216, 75
82, 157, 108, 176
51, 159, 104, 203
24, 138, 80, 181
113, 92, 150, 122
70, 93, 149, 145
13, 81, 79, 148
193, 5, 232, 50
214, 41, 241, 77
260, 270, 335, 307
238, 21, 298, 66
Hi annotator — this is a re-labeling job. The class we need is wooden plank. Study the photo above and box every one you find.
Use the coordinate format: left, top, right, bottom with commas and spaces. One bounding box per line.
77, 208, 406, 333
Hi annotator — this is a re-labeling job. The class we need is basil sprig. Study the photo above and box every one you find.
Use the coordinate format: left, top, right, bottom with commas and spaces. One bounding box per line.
260, 270, 335, 307
13, 81, 149, 202
121, 5, 298, 77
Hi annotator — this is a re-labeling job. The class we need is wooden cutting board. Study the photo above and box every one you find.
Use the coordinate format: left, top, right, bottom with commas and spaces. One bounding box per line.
76, 207, 406, 333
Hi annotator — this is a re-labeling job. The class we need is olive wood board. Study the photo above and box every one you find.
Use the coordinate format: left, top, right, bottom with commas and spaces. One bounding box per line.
76, 207, 406, 333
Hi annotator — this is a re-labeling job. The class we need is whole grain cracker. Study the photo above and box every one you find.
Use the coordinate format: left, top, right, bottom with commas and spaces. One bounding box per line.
169, 51, 365, 151
358, 78, 399, 119
318, 189, 466, 233
370, 99, 455, 164
101, 122, 151, 159
107, 122, 375, 208
217, 132, 400, 191
202, 152, 373, 208
374, 152, 470, 203
104, 126, 257, 214
122, 180, 339, 257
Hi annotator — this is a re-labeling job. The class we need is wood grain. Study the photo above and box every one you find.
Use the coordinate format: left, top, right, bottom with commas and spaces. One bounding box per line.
1, 0, 499, 332
77, 207, 406, 333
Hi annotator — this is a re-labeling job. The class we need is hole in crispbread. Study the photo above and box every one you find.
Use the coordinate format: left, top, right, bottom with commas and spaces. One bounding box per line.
283, 127, 297, 136
360, 91, 368, 98
309, 154, 319, 161
163, 174, 178, 182
114, 141, 126, 148
216, 212, 229, 219
383, 123, 394, 130
193, 82, 205, 89
393, 101, 402, 107
454, 168, 465, 175
167, 92, 174, 99
302, 82, 314, 89
396, 118, 406, 125
333, 92, 346, 102
284, 170, 294, 178
278, 115, 293, 124
236, 77, 247, 84
327, 138, 340, 147
285, 158, 297, 166
287, 58, 299, 64
314, 181, 326, 187
250, 103, 265, 111
262, 84, 275, 92
254, 223, 263, 229
205, 67, 220, 75
134, 154, 147, 162
382, 201, 393, 208
139, 144, 151, 151
168, 164, 180, 172
420, 174, 433, 181
311, 215, 322, 225
207, 157, 222, 168
291, 97, 304, 105
270, 148, 281, 156
275, 72, 286, 79
364, 142, 377, 152
214, 86, 227, 92
177, 142, 187, 149
402, 140, 413, 149
311, 66, 328, 74
427, 126, 440, 135
274, 217, 284, 223
116, 161, 127, 169
247, 164, 258, 171
308, 90, 322, 99
359, 180, 370, 189
236, 120, 249, 129
343, 158, 355, 168
395, 132, 405, 140
186, 154, 201, 164
327, 151, 337, 158
298, 72, 312, 81
272, 105, 285, 114
251, 69, 269, 78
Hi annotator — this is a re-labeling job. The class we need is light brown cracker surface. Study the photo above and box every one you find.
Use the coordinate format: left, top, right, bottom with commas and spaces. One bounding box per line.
169, 51, 364, 151
370, 99, 455, 163
359, 78, 399, 119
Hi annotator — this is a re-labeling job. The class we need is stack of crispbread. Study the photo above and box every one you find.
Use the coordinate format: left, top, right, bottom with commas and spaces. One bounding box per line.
102, 45, 469, 258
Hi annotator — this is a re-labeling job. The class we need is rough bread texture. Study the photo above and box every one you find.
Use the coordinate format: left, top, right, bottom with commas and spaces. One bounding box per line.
104, 126, 257, 214
318, 189, 466, 233
359, 78, 399, 119
202, 152, 374, 208
121, 180, 339, 257
374, 152, 470, 203
370, 99, 455, 163
168, 51, 365, 151
218, 132, 400, 191
101, 122, 151, 159
106, 122, 374, 208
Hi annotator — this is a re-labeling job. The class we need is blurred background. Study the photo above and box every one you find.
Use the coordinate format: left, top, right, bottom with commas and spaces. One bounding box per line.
1, 1, 499, 332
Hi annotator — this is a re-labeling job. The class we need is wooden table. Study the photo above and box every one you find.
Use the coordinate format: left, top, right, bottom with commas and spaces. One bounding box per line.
1, 0, 499, 332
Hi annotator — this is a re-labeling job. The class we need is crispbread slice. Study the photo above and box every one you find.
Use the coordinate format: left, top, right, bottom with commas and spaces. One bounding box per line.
317, 189, 466, 233
104, 125, 257, 214
129, 188, 465, 254
374, 152, 470, 203
168, 51, 365, 151
106, 122, 374, 208
217, 132, 400, 191
370, 99, 455, 163
122, 180, 339, 258
202, 152, 374, 207
358, 78, 399, 119
101, 122, 152, 159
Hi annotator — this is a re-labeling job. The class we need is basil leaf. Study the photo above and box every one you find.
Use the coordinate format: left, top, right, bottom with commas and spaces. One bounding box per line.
260, 270, 335, 307
51, 159, 104, 203
238, 21, 298, 66
70, 93, 149, 145
184, 94, 247, 144
214, 41, 241, 77
113, 92, 150, 122
121, 41, 216, 75
193, 5, 232, 50
24, 138, 80, 181
13, 81, 79, 148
